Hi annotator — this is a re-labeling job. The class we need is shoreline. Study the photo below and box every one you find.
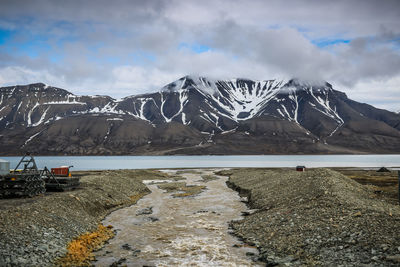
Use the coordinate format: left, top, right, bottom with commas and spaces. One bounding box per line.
2, 153, 400, 157
2, 155, 400, 173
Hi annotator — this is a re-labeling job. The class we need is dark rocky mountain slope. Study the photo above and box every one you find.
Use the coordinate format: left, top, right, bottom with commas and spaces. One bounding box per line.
0, 76, 399, 155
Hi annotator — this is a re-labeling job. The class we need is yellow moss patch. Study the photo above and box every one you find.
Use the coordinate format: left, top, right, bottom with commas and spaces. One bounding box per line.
56, 224, 114, 267
130, 192, 148, 203
57, 192, 148, 266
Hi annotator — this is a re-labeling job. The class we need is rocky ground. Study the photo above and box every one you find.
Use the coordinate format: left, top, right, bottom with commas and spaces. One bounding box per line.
0, 168, 399, 266
0, 169, 173, 266
220, 168, 400, 266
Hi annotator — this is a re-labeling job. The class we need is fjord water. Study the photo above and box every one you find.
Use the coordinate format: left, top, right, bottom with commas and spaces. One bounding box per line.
2, 155, 400, 170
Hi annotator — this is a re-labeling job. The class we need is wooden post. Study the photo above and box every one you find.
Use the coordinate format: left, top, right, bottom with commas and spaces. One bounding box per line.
398, 171, 400, 205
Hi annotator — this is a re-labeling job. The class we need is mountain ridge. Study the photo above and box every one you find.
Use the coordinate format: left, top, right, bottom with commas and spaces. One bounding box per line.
0, 77, 399, 155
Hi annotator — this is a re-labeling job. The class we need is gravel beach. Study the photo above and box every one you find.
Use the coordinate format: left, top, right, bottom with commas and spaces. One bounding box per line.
222, 168, 400, 266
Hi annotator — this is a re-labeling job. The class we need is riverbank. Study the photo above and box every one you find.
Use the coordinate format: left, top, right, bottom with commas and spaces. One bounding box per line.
0, 169, 173, 266
222, 168, 400, 266
0, 168, 399, 266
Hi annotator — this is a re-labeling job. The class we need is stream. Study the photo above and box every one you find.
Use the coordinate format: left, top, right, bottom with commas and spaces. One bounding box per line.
92, 169, 262, 266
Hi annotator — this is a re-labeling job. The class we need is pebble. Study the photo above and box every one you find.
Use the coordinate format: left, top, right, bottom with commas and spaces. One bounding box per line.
110, 257, 127, 267
241, 209, 259, 216
146, 216, 159, 222
136, 207, 153, 215
121, 243, 132, 250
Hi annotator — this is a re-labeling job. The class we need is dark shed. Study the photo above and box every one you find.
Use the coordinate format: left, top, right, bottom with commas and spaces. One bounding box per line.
296, 165, 306, 172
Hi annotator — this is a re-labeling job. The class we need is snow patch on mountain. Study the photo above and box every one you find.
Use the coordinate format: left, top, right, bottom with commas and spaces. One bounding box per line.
162, 76, 286, 122
0, 77, 356, 138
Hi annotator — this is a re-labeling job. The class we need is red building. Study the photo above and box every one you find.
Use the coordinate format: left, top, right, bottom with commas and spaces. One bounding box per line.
296, 166, 306, 172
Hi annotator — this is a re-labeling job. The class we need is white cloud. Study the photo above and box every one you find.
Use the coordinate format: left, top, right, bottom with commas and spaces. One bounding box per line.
110, 65, 181, 96
341, 76, 400, 111
0, 0, 399, 110
0, 66, 63, 86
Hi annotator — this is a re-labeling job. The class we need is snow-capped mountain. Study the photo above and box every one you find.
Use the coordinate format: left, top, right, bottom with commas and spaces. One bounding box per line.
0, 83, 114, 128
0, 77, 399, 155
106, 76, 343, 134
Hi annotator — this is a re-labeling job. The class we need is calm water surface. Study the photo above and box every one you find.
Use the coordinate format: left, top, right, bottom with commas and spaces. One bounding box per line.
2, 155, 399, 171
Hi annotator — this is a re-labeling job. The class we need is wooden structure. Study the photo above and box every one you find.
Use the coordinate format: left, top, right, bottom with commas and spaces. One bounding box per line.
296, 165, 306, 172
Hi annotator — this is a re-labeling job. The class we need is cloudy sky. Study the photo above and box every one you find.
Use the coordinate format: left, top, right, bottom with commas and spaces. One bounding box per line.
0, 0, 399, 111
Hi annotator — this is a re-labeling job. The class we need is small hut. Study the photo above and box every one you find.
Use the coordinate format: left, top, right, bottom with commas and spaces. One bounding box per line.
377, 167, 390, 173
296, 165, 306, 172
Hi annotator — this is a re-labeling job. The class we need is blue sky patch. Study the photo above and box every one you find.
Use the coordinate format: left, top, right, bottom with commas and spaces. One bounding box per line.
0, 28, 53, 59
179, 42, 210, 53
312, 38, 351, 48
0, 29, 13, 45
15, 37, 52, 58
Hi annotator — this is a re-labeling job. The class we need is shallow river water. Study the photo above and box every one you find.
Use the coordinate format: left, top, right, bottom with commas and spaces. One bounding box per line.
93, 169, 261, 266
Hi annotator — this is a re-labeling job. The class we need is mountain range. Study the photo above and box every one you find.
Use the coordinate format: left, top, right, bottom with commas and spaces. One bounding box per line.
0, 75, 399, 155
